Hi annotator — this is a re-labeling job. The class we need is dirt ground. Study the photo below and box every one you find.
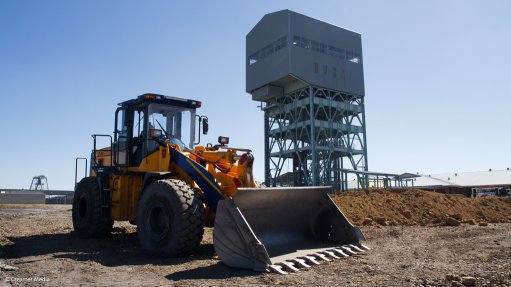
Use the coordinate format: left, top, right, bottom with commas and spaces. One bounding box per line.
1, 190, 510, 287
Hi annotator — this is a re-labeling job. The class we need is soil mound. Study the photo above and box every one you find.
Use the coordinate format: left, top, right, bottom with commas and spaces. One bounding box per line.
331, 189, 511, 226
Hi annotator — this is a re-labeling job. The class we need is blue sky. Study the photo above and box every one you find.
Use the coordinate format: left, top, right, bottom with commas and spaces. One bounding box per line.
1, 1, 510, 190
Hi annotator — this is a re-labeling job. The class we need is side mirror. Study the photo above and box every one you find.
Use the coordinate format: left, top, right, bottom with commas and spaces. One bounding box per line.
202, 118, 209, 135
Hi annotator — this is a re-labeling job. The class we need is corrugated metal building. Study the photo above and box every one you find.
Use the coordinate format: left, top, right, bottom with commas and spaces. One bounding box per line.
411, 169, 511, 196
0, 190, 45, 204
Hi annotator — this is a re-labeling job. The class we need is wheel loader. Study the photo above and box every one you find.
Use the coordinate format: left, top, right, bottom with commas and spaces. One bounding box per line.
72, 93, 367, 274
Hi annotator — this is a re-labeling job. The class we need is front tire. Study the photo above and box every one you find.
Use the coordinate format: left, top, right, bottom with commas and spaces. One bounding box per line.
72, 177, 113, 238
137, 179, 205, 256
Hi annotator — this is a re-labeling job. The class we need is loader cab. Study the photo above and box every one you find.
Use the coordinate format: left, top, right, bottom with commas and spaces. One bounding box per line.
113, 94, 203, 167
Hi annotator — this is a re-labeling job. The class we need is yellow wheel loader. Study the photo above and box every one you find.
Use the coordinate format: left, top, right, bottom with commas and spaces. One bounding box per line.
72, 93, 367, 274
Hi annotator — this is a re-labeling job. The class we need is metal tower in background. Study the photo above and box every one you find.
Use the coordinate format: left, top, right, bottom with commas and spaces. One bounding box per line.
30, 175, 49, 191
246, 10, 368, 191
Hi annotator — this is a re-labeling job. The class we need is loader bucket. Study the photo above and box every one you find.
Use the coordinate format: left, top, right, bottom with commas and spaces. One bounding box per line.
213, 187, 367, 273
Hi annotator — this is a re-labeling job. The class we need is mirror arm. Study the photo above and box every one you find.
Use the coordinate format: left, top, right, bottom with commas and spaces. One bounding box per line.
194, 115, 202, 145
194, 115, 209, 145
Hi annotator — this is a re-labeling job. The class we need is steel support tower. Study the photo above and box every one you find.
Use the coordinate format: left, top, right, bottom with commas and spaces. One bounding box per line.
247, 10, 368, 192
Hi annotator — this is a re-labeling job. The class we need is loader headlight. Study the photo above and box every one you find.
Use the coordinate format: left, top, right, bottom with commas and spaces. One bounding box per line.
218, 136, 229, 145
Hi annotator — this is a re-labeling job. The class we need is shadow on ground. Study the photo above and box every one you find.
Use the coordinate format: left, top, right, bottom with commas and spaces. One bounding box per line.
165, 262, 259, 281
5, 227, 216, 267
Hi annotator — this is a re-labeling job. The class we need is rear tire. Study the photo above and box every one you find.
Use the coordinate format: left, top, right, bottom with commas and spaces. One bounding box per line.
137, 179, 205, 256
72, 177, 113, 238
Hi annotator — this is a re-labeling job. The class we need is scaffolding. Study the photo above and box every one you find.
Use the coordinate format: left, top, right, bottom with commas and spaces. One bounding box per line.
262, 85, 367, 191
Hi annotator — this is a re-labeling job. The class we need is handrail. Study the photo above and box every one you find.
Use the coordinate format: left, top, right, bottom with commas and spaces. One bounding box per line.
74, 157, 88, 189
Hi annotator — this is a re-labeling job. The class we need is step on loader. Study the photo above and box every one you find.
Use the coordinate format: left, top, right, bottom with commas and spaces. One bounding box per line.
72, 93, 367, 274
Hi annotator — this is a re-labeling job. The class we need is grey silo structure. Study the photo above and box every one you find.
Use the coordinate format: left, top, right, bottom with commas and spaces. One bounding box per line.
246, 10, 368, 191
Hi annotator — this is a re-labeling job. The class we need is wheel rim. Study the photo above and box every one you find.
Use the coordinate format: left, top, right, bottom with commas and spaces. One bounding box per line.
148, 203, 170, 240
78, 195, 87, 218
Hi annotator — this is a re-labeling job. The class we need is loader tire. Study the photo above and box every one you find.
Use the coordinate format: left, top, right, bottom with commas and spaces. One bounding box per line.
137, 179, 205, 257
72, 177, 113, 238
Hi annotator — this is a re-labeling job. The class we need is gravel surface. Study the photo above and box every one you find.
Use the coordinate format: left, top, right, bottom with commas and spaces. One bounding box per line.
1, 199, 510, 286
